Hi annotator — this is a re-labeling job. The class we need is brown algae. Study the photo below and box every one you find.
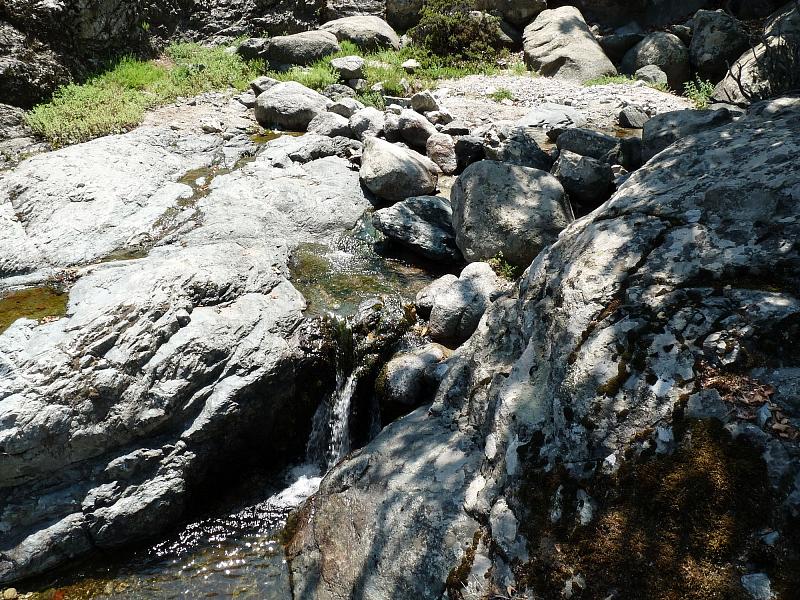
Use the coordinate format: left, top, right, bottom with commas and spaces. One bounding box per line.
0, 286, 69, 334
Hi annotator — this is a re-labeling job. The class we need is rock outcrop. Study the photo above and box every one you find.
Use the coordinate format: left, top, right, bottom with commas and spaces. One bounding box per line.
288, 97, 800, 599
523, 6, 617, 81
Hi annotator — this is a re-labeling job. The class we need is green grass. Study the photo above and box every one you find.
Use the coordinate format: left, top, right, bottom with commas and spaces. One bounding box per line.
584, 74, 635, 86
26, 43, 264, 146
683, 77, 715, 109
266, 40, 497, 102
488, 87, 514, 102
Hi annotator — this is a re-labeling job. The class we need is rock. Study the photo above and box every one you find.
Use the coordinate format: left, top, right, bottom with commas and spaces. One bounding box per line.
599, 32, 646, 62
441, 121, 471, 136
249, 76, 279, 96
424, 110, 454, 126
552, 150, 614, 211
426, 133, 458, 175
263, 30, 340, 67
328, 97, 365, 119
254, 81, 332, 131
237, 91, 257, 109
523, 7, 617, 81
425, 263, 507, 345
642, 107, 733, 161
741, 573, 774, 600
634, 64, 669, 86
0, 22, 71, 108
411, 91, 440, 114
519, 103, 587, 139
307, 112, 353, 138
386, 0, 424, 29
389, 109, 438, 150
378, 344, 453, 417
321, 83, 357, 101
454, 136, 486, 174
373, 196, 462, 262
237, 37, 268, 60
323, 0, 385, 21
481, 0, 547, 28
288, 96, 800, 600
402, 58, 421, 73
555, 128, 641, 171
330, 55, 366, 80
321, 16, 402, 51
349, 107, 385, 141
713, 3, 800, 105
360, 137, 438, 202
618, 106, 649, 129
3, 589, 18, 600
690, 9, 750, 82
482, 124, 553, 171
622, 32, 691, 91
0, 131, 378, 583
451, 161, 572, 267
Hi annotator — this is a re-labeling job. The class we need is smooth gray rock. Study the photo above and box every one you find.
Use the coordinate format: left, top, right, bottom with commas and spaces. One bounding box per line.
634, 64, 669, 86
622, 32, 690, 91
388, 109, 438, 150
250, 76, 280, 96
321, 16, 402, 51
328, 97, 365, 119
330, 55, 366, 80
523, 7, 617, 81
425, 262, 507, 345
552, 149, 614, 210
349, 107, 385, 141
451, 160, 573, 267
599, 32, 646, 62
378, 344, 452, 413
410, 91, 440, 114
642, 107, 733, 161
519, 103, 587, 139
556, 128, 622, 163
454, 136, 486, 174
373, 195, 462, 262
307, 112, 353, 138
321, 83, 357, 101
426, 133, 458, 175
359, 137, 438, 202
690, 9, 750, 81
263, 30, 340, 67
415, 274, 458, 319
254, 81, 332, 131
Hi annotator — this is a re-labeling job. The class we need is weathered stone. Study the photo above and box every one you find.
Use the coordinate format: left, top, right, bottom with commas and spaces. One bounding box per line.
330, 55, 366, 80
634, 64, 669, 86
454, 136, 486, 174
360, 137, 438, 202
642, 107, 733, 161
263, 30, 340, 67
349, 107, 385, 141
307, 112, 353, 138
482, 124, 553, 171
519, 103, 587, 139
378, 344, 452, 417
523, 7, 617, 81
410, 90, 440, 113
426, 133, 458, 175
618, 106, 649, 129
388, 109, 438, 149
690, 9, 750, 81
321, 16, 402, 51
622, 32, 691, 91
328, 97, 365, 119
254, 81, 332, 131
552, 150, 614, 211
451, 161, 572, 267
373, 195, 461, 262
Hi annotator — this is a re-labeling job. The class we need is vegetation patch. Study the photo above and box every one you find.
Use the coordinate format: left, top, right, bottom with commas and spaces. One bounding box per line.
488, 251, 522, 280
514, 420, 799, 599
584, 74, 635, 87
684, 77, 716, 109
26, 43, 264, 146
488, 87, 514, 102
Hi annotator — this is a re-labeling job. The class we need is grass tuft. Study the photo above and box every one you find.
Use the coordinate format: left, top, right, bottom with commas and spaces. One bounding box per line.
488, 87, 514, 102
584, 74, 635, 86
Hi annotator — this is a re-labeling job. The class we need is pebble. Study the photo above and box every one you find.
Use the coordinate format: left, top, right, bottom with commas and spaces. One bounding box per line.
3, 589, 18, 600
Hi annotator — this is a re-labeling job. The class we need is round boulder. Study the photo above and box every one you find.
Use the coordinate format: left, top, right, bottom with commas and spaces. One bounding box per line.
689, 9, 750, 81
263, 30, 340, 67
349, 107, 386, 141
321, 16, 402, 51
451, 160, 572, 267
330, 55, 366, 80
254, 81, 332, 130
622, 32, 690, 91
360, 137, 438, 202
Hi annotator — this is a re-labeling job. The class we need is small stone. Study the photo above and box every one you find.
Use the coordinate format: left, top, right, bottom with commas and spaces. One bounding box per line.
411, 90, 440, 113
250, 76, 280, 96
330, 55, 366, 80
402, 59, 420, 73
3, 589, 18, 600
618, 106, 649, 129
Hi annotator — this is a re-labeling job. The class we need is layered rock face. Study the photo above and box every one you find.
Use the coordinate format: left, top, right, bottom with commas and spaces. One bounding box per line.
0, 129, 379, 584
288, 98, 800, 598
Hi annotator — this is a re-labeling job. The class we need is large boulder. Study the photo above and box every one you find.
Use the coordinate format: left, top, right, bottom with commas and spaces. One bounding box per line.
262, 30, 340, 67
481, 124, 553, 171
689, 9, 750, 82
321, 15, 402, 51
451, 161, 573, 268
254, 81, 333, 131
523, 7, 617, 81
386, 109, 438, 149
622, 32, 691, 91
360, 137, 438, 202
0, 129, 378, 584
372, 195, 462, 262
713, 3, 800, 105
288, 96, 800, 600
423, 262, 508, 345
556, 127, 641, 170
642, 107, 733, 161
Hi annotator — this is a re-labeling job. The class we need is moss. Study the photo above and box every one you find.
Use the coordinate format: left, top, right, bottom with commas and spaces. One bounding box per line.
0, 286, 69, 334
445, 531, 481, 599
514, 420, 797, 600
